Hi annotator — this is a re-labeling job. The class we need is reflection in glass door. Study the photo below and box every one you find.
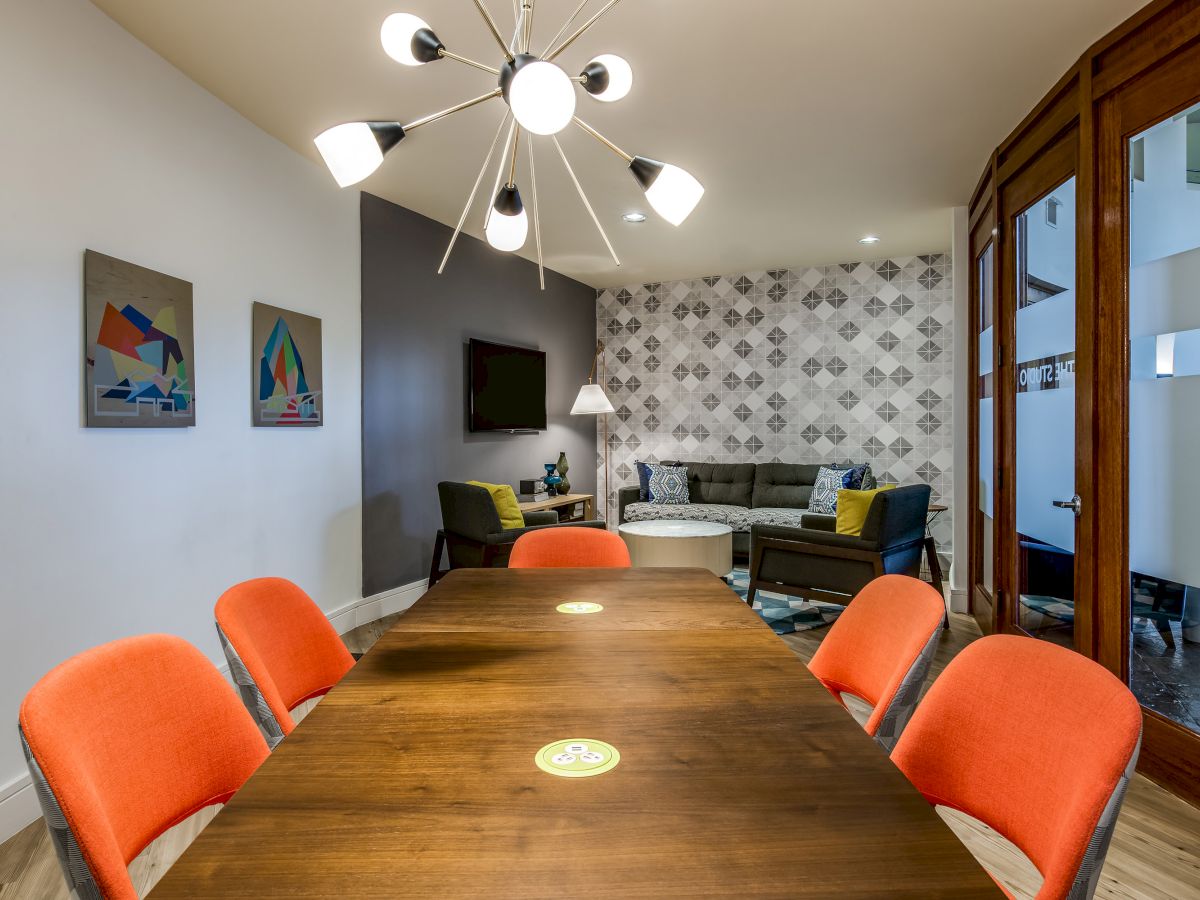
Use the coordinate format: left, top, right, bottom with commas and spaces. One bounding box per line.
1014, 178, 1078, 645
1128, 108, 1200, 734
977, 244, 995, 597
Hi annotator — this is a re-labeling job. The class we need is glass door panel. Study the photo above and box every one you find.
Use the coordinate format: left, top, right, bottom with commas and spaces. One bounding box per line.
1128, 106, 1200, 733
1014, 178, 1078, 645
977, 244, 996, 596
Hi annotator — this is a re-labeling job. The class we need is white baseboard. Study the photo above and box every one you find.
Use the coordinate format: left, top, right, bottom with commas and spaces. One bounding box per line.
0, 773, 39, 848
0, 578, 429, 846
950, 588, 968, 615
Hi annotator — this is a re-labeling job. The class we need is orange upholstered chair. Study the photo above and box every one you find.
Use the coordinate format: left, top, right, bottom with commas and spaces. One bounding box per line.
19, 635, 268, 900
215, 577, 355, 748
508, 527, 632, 568
891, 634, 1143, 900
807, 574, 946, 750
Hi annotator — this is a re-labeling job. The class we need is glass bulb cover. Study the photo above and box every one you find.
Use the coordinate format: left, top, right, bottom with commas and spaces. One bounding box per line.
508, 61, 577, 136
381, 13, 433, 66
571, 384, 616, 415
644, 164, 705, 226
486, 207, 529, 252
587, 54, 633, 103
314, 123, 384, 188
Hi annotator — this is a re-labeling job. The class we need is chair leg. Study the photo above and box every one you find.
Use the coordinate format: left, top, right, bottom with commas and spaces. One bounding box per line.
428, 530, 446, 587
923, 536, 949, 629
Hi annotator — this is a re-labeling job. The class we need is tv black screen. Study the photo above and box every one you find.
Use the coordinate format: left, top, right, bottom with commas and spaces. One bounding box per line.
468, 339, 547, 432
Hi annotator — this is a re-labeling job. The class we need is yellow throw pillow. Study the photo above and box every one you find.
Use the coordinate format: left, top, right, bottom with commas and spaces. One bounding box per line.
835, 485, 897, 536
467, 481, 525, 530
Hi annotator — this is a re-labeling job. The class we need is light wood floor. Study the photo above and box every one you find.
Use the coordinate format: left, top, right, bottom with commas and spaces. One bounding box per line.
2, 608, 1198, 899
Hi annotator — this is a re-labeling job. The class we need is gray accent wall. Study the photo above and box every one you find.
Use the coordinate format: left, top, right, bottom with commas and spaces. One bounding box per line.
596, 255, 955, 553
361, 193, 598, 595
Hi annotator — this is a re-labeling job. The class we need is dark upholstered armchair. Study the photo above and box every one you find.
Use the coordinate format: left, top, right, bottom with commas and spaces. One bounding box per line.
429, 482, 605, 585
747, 484, 935, 613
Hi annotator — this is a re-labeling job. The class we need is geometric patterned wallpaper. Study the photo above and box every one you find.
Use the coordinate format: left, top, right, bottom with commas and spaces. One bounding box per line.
595, 253, 954, 551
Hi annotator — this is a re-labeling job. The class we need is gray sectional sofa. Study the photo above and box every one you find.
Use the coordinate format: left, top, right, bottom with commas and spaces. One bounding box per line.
617, 462, 871, 556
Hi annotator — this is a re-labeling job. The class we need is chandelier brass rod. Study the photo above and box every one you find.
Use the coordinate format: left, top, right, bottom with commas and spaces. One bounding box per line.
522, 0, 535, 54
404, 89, 501, 132
437, 49, 500, 76
485, 119, 519, 230
471, 0, 515, 61
439, 111, 513, 275
542, 0, 591, 59
546, 0, 623, 62
572, 116, 633, 163
551, 135, 620, 267
528, 132, 545, 290
507, 125, 521, 187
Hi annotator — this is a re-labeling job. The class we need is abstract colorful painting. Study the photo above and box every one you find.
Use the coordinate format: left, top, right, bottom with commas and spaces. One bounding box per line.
252, 302, 323, 427
85, 250, 195, 427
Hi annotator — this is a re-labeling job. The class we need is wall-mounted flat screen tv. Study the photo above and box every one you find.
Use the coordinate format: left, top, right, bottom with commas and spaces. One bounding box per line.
468, 338, 547, 432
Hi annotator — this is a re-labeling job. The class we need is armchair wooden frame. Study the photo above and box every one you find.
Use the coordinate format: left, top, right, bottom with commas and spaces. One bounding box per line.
747, 534, 930, 607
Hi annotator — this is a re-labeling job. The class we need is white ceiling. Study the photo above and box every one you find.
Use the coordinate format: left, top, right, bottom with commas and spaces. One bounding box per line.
91, 0, 1148, 288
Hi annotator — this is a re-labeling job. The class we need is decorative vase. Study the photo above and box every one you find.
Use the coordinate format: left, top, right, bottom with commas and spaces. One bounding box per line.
556, 451, 571, 494
544, 463, 562, 497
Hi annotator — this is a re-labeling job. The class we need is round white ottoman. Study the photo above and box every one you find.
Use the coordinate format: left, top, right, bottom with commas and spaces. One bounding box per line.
618, 520, 734, 577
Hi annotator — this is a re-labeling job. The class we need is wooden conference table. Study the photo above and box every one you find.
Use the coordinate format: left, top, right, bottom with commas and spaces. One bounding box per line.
150, 568, 999, 898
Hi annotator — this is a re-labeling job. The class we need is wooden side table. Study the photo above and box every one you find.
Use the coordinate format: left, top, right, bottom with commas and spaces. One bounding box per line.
517, 492, 596, 522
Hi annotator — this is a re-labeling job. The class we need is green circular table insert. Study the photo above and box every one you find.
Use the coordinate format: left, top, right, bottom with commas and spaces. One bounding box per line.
534, 739, 621, 777
555, 601, 604, 615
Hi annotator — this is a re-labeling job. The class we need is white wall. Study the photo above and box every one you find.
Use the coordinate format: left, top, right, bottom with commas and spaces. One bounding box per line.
0, 0, 362, 839
1131, 113, 1200, 268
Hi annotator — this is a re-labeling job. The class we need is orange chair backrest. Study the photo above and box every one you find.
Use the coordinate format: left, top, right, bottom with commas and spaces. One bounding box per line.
807, 574, 945, 737
891, 634, 1142, 900
19, 634, 268, 900
508, 527, 632, 568
215, 577, 354, 736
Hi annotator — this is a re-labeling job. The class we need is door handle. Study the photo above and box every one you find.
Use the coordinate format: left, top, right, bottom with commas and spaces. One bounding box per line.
1052, 494, 1082, 517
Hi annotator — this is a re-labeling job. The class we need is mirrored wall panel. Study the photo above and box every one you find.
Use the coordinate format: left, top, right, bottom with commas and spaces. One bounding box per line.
1014, 178, 1077, 645
1129, 105, 1200, 733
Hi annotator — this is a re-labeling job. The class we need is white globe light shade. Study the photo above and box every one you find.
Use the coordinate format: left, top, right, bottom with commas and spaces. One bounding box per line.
314, 123, 385, 188
645, 164, 705, 226
587, 54, 633, 103
381, 13, 433, 66
571, 384, 615, 415
508, 61, 577, 136
486, 206, 529, 252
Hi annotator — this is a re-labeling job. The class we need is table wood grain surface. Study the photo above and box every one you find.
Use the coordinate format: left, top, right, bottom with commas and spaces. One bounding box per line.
149, 568, 999, 899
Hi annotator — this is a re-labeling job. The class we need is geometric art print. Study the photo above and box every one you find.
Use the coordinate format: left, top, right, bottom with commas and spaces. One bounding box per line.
251, 302, 322, 427
84, 250, 195, 427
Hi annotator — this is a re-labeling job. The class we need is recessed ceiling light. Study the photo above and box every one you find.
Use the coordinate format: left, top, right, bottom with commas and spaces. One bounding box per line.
623, 212, 647, 223
859, 235, 881, 244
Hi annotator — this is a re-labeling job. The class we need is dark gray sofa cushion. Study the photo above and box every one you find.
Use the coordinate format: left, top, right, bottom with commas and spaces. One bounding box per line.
752, 463, 823, 509
668, 461, 755, 508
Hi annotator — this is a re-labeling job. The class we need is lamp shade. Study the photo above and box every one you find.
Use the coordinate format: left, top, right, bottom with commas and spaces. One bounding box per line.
571, 383, 615, 415
583, 55, 633, 103
629, 156, 704, 226
380, 13, 443, 66
485, 185, 528, 252
508, 60, 577, 136
314, 122, 405, 187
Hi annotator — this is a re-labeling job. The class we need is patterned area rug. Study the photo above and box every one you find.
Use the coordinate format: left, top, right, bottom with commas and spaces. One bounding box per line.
726, 568, 845, 635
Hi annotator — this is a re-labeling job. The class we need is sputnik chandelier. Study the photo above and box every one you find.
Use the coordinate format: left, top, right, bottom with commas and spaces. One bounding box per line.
314, 0, 705, 288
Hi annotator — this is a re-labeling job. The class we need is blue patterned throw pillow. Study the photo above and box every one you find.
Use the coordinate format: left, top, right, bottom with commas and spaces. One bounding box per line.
846, 462, 875, 491
809, 465, 855, 515
646, 463, 690, 505
635, 461, 653, 501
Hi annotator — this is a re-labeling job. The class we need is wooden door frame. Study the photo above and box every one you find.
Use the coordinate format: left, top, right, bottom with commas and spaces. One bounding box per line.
967, 166, 998, 635
1094, 36, 1200, 807
965, 0, 1200, 806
